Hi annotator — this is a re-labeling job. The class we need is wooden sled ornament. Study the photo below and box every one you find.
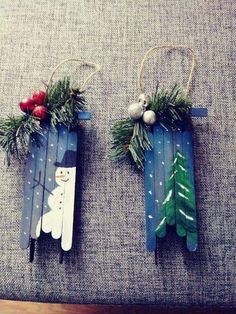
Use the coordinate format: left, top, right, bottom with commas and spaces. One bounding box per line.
20, 111, 91, 263
110, 45, 208, 259
145, 108, 207, 254
0, 58, 100, 263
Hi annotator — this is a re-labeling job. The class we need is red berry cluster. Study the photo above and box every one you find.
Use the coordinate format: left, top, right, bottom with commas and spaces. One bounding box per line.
19, 90, 48, 120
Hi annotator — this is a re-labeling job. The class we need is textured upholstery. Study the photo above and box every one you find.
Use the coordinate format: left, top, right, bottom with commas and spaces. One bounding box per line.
0, 0, 235, 307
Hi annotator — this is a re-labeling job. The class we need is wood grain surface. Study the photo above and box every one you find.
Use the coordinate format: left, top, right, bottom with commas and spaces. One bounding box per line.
0, 300, 235, 314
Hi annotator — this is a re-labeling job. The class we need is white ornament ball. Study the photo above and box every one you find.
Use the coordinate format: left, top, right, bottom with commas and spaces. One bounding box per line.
128, 102, 144, 120
142, 110, 157, 125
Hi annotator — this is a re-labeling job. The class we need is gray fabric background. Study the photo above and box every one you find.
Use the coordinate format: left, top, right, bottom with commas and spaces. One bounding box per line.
0, 0, 235, 307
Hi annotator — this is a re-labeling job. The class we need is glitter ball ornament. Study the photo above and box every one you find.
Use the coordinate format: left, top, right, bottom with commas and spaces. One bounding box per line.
142, 110, 157, 125
32, 105, 48, 120
128, 102, 145, 120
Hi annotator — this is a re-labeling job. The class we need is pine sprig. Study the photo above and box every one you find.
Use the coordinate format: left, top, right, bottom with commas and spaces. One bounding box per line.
47, 77, 86, 128
110, 118, 152, 170
149, 84, 192, 130
0, 115, 42, 165
110, 85, 193, 170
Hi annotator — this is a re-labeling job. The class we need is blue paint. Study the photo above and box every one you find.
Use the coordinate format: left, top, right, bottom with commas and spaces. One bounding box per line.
190, 108, 208, 117
20, 141, 37, 249
182, 130, 198, 251
153, 124, 165, 238
144, 132, 156, 252
31, 124, 49, 239
42, 125, 59, 218
77, 111, 91, 120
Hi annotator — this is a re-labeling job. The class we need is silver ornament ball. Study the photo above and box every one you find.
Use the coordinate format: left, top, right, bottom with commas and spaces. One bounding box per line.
138, 93, 150, 107
142, 110, 157, 125
128, 102, 144, 120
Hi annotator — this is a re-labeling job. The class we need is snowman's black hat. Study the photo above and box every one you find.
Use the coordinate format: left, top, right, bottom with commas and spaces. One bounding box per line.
54, 150, 77, 168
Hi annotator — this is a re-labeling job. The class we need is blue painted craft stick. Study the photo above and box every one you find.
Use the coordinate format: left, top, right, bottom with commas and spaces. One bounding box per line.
162, 126, 173, 234
50, 125, 68, 238
144, 132, 156, 252
77, 111, 91, 120
190, 108, 208, 117
20, 141, 37, 249
61, 130, 78, 251
42, 125, 59, 223
182, 130, 198, 251
153, 124, 165, 238
31, 125, 49, 239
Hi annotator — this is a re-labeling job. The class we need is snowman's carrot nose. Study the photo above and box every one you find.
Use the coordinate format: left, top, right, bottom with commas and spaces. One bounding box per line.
55, 175, 65, 178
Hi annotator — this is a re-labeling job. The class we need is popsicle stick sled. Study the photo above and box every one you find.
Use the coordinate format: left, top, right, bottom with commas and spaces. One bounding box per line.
144, 108, 207, 253
20, 111, 91, 262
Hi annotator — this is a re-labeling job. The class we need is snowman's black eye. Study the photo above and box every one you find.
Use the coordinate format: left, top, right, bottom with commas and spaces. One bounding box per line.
67, 171, 70, 174
60, 171, 63, 174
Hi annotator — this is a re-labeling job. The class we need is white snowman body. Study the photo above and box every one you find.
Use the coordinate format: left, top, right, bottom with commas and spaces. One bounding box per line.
42, 165, 76, 251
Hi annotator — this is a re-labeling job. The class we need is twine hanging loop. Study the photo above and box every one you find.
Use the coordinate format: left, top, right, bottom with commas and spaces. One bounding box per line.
138, 44, 196, 96
47, 58, 101, 91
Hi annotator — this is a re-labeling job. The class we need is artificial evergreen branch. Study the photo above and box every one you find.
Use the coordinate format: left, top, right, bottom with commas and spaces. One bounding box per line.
0, 115, 42, 165
0, 77, 87, 164
110, 85, 193, 170
47, 77, 86, 128
149, 84, 192, 130
110, 118, 152, 170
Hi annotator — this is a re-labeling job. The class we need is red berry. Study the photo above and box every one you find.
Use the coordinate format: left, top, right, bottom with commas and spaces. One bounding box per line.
32, 90, 46, 105
19, 98, 37, 112
32, 105, 48, 120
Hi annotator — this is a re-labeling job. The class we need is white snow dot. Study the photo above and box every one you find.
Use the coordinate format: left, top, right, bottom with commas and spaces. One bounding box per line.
148, 215, 153, 219
48, 158, 51, 162
31, 154, 34, 158
26, 217, 29, 220
44, 131, 47, 135
155, 199, 159, 203
29, 169, 33, 173
158, 141, 161, 144
50, 144, 54, 147
148, 160, 151, 164
148, 190, 152, 195
36, 192, 39, 195
36, 205, 39, 208
63, 131, 66, 135
187, 142, 190, 145
48, 178, 52, 182
23, 232, 26, 235
44, 205, 47, 208
40, 158, 43, 161
176, 144, 180, 147
70, 143, 74, 146
167, 141, 170, 144
27, 197, 30, 200
158, 151, 161, 154
160, 181, 163, 186
60, 147, 63, 150
162, 161, 165, 165
149, 174, 153, 178
27, 181, 31, 185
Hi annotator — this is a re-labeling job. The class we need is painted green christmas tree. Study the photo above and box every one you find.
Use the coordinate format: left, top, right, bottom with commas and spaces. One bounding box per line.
155, 150, 197, 251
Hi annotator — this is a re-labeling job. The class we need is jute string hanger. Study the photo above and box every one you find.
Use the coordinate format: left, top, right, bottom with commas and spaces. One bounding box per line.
47, 58, 101, 91
138, 45, 196, 96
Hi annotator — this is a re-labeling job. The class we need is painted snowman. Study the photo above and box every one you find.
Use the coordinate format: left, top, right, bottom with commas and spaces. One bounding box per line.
42, 150, 77, 251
